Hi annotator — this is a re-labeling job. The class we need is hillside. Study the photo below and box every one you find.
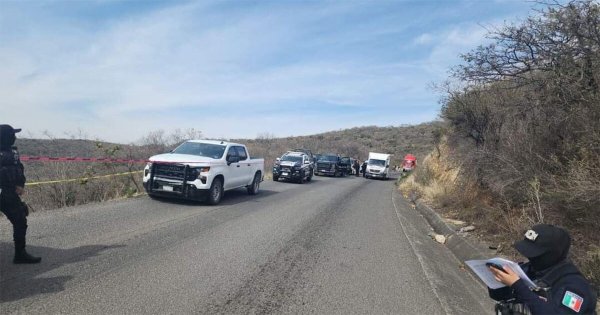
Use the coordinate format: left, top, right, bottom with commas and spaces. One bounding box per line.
17, 122, 441, 166
239, 122, 443, 170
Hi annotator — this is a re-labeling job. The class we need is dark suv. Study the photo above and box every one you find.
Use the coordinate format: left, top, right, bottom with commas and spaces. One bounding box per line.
273, 152, 314, 183
339, 157, 352, 176
315, 154, 342, 177
292, 148, 315, 163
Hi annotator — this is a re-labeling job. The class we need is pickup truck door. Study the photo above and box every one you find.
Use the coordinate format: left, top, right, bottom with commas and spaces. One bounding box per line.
227, 146, 251, 188
234, 146, 253, 186
224, 146, 240, 189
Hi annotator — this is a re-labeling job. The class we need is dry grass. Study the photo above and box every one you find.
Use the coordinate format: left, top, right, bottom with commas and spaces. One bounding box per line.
399, 136, 459, 205
401, 135, 600, 295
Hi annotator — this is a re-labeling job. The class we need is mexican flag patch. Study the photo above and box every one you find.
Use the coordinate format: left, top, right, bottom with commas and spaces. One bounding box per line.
562, 290, 583, 312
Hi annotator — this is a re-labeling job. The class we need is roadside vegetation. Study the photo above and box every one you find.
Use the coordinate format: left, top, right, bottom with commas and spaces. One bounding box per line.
401, 0, 600, 292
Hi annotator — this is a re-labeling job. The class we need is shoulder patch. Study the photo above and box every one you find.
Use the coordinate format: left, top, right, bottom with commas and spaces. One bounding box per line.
562, 290, 583, 313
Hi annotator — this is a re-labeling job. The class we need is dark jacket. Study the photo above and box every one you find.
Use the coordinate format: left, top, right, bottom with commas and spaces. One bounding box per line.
0, 148, 26, 189
490, 261, 597, 314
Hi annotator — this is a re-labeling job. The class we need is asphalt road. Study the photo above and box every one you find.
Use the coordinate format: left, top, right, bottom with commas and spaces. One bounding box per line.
1, 174, 492, 314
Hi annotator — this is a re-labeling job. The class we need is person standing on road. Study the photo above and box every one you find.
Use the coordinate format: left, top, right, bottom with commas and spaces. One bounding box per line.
361, 161, 367, 178
488, 224, 597, 315
0, 124, 41, 264
353, 159, 360, 177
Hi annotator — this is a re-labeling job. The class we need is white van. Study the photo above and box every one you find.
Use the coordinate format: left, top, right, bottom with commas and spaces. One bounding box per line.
365, 152, 391, 179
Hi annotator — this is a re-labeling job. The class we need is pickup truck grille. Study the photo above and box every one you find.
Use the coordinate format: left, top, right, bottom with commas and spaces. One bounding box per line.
317, 162, 332, 171
281, 166, 292, 172
154, 164, 198, 181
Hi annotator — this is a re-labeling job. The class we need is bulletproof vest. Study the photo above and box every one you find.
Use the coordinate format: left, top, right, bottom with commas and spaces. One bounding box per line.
534, 261, 581, 295
0, 148, 22, 188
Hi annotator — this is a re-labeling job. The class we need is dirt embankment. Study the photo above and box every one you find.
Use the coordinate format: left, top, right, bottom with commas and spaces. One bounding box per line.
399, 136, 600, 298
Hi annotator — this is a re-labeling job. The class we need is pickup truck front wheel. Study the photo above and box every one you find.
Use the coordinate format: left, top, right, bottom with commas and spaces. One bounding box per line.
207, 177, 223, 205
247, 173, 261, 195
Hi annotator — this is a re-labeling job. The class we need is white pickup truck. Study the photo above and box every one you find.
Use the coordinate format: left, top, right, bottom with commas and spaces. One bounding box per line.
142, 140, 264, 205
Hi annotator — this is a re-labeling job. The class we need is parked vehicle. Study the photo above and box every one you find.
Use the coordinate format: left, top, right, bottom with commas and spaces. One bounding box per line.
291, 148, 315, 163
339, 156, 352, 176
143, 140, 264, 205
272, 151, 314, 183
314, 153, 322, 164
315, 153, 342, 177
365, 152, 391, 180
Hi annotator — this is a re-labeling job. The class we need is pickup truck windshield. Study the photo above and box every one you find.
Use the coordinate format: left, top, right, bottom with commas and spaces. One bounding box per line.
319, 155, 338, 162
368, 159, 386, 166
281, 155, 302, 162
172, 142, 226, 159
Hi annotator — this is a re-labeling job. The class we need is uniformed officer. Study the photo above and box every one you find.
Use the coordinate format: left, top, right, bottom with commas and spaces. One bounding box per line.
489, 224, 597, 314
0, 124, 41, 264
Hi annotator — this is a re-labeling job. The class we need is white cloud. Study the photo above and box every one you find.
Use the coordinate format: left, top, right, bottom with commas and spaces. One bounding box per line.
0, 1, 529, 143
413, 33, 434, 45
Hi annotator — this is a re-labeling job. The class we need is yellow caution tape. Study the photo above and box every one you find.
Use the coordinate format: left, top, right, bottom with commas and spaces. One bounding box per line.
26, 170, 144, 187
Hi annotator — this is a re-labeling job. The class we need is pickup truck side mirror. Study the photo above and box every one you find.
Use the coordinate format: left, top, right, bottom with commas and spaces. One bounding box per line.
227, 155, 240, 165
276, 158, 281, 162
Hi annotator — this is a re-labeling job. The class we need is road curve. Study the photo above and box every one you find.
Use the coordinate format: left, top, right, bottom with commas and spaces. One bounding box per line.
1, 174, 491, 314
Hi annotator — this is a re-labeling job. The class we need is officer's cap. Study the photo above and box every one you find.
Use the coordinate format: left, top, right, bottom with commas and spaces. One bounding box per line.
514, 224, 570, 258
0, 124, 22, 134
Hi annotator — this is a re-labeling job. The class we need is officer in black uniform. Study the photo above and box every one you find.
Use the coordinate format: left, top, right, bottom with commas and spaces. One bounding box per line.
361, 161, 367, 178
0, 124, 41, 264
488, 224, 597, 314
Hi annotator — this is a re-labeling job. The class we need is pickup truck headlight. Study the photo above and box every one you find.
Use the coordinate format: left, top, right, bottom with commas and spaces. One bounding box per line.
144, 162, 152, 177
196, 167, 211, 179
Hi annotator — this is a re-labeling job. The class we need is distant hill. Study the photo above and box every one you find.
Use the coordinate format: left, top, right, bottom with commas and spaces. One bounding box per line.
16, 122, 442, 167
237, 121, 442, 169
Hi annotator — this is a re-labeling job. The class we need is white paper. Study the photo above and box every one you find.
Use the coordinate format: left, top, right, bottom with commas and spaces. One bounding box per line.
465, 257, 537, 290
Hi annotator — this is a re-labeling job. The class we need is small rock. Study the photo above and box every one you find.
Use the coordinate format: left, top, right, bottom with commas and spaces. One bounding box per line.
434, 234, 446, 244
460, 225, 476, 233
444, 218, 467, 226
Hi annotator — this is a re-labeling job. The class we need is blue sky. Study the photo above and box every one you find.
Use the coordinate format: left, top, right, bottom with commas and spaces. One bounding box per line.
1, 0, 538, 143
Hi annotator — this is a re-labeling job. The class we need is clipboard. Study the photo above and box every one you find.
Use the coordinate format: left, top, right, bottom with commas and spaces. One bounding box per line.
465, 257, 537, 289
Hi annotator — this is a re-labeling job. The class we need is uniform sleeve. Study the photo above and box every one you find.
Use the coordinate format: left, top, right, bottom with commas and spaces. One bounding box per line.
512, 277, 597, 315
551, 278, 597, 315
488, 286, 514, 301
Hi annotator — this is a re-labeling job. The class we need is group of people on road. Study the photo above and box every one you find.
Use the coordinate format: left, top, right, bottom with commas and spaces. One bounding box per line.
352, 159, 368, 178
